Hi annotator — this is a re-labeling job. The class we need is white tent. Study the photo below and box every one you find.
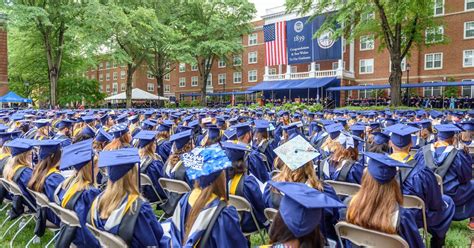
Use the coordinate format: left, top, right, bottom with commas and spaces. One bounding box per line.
105, 88, 169, 101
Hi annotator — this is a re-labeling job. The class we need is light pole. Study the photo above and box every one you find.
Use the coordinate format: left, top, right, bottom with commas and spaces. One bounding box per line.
405, 63, 411, 105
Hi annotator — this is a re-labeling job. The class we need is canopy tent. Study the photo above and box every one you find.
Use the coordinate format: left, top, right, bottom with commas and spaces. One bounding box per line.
0, 91, 32, 103
326, 81, 474, 91
248, 77, 339, 91
104, 88, 169, 101
208, 91, 254, 96
326, 85, 391, 91
181, 92, 201, 97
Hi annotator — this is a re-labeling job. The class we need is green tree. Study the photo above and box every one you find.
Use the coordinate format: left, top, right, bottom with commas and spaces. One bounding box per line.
286, 0, 440, 106
175, 0, 256, 104
57, 77, 106, 106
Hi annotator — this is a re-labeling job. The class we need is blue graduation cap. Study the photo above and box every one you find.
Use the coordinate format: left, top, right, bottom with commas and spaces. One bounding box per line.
385, 123, 419, 147
224, 128, 237, 140
460, 121, 474, 131
365, 152, 412, 184
233, 123, 251, 138
429, 110, 443, 119
0, 124, 8, 132
95, 128, 113, 143
254, 120, 269, 133
221, 141, 250, 162
372, 131, 390, 145
169, 129, 192, 150
325, 123, 344, 139
60, 139, 94, 170
81, 116, 95, 123
0, 131, 22, 146
268, 181, 345, 238
57, 119, 75, 130
188, 120, 200, 129
134, 130, 158, 148
32, 139, 65, 160
319, 119, 335, 126
206, 125, 221, 140
116, 114, 128, 124
129, 115, 139, 124
184, 147, 232, 187
5, 138, 34, 156
110, 123, 129, 138
277, 110, 289, 117
335, 117, 347, 126
98, 148, 140, 182
434, 124, 462, 140
81, 125, 96, 138
142, 120, 156, 130
350, 125, 365, 136
368, 122, 381, 129
384, 118, 398, 127
418, 119, 432, 129
33, 119, 51, 128
157, 120, 173, 132
309, 121, 322, 133
100, 114, 109, 124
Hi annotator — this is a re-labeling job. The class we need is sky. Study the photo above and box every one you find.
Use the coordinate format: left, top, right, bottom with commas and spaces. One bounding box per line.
249, 0, 286, 19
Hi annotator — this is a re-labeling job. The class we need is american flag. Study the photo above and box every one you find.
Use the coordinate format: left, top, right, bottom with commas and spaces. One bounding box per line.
264, 21, 287, 66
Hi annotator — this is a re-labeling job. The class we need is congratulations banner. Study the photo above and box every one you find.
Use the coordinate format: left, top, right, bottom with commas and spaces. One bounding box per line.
286, 17, 313, 65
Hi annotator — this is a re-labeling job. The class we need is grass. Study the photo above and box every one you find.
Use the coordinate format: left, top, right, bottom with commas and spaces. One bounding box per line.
0, 204, 471, 247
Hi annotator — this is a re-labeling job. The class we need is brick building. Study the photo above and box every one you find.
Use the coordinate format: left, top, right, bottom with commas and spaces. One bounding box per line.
0, 13, 8, 96
88, 0, 474, 105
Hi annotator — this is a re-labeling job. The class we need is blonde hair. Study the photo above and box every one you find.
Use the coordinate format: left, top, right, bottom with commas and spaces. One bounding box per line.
165, 141, 193, 171
4, 151, 32, 181
36, 126, 50, 137
103, 133, 132, 151
62, 158, 97, 192
273, 161, 323, 191
321, 137, 338, 153
139, 141, 158, 160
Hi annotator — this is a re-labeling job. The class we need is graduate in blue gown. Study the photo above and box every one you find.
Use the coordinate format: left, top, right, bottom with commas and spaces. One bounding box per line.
168, 146, 247, 248
155, 121, 173, 162
415, 124, 473, 221
222, 141, 269, 233
135, 130, 166, 202
88, 148, 167, 248
343, 152, 424, 248
54, 139, 100, 248
52, 120, 74, 147
259, 181, 345, 248
253, 120, 277, 170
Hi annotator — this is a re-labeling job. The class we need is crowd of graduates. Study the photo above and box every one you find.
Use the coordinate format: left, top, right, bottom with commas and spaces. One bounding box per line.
0, 107, 472, 247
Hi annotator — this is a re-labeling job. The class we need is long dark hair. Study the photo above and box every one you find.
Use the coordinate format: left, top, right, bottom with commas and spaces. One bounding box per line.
227, 159, 247, 179
28, 149, 62, 192
269, 212, 324, 248
367, 143, 390, 154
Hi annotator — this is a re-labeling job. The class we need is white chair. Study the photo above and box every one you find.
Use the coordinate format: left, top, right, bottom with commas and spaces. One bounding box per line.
141, 173, 164, 204
434, 174, 443, 194
335, 221, 409, 248
403, 194, 429, 246
325, 180, 360, 197
48, 202, 81, 228
263, 208, 277, 224
25, 189, 60, 248
228, 195, 265, 243
158, 178, 191, 195
86, 223, 127, 248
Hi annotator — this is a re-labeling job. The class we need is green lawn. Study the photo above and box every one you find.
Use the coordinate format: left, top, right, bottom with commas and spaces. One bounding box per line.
0, 205, 471, 247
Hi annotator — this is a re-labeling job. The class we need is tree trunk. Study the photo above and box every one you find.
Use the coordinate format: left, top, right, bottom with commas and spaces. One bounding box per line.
156, 75, 164, 107
126, 63, 134, 108
389, 59, 403, 107
50, 69, 58, 108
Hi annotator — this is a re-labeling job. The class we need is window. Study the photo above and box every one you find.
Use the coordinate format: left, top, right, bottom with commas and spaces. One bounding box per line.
218, 74, 226, 85
147, 71, 154, 79
332, 62, 339, 70
248, 70, 257, 82
434, 0, 444, 16
164, 84, 171, 93
218, 59, 226, 68
120, 71, 126, 79
467, 0, 474, 10
248, 33, 258, 46
233, 55, 242, 66
106, 84, 110, 92
269, 68, 277, 75
425, 26, 444, 44
191, 64, 198, 71
425, 53, 443, 70
359, 59, 374, 74
315, 64, 321, 71
206, 73, 212, 87
233, 72, 242, 84
465, 22, 474, 39
361, 12, 375, 22
423, 81, 442, 97
191, 76, 198, 87
99, 85, 103, 92
164, 73, 170, 81
120, 83, 125, 92
147, 83, 154, 92
179, 63, 186, 72
179, 77, 186, 87
290, 66, 297, 73
358, 84, 373, 99
106, 62, 111, 69
113, 62, 117, 68
99, 63, 104, 70
464, 50, 474, 67
360, 35, 374, 51
165, 63, 171, 70
248, 52, 257, 64
462, 79, 474, 97
113, 72, 118, 80
106, 72, 110, 81
112, 83, 118, 94
99, 74, 103, 81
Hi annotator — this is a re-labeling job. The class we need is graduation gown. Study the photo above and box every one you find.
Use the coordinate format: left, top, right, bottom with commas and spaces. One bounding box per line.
322, 159, 364, 184
140, 156, 166, 202
10, 166, 36, 215
156, 139, 172, 163
246, 150, 270, 183
53, 133, 72, 147
43, 169, 65, 227
168, 189, 247, 248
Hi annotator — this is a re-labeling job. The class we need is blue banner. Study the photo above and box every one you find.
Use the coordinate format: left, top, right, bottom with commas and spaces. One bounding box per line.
286, 17, 313, 65
312, 15, 342, 61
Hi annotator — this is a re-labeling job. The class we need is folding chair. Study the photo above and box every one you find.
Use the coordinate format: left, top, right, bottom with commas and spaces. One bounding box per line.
0, 178, 36, 248
403, 194, 429, 246
86, 223, 127, 248
25, 189, 60, 248
434, 174, 443, 194
141, 174, 164, 205
263, 208, 277, 224
335, 221, 409, 248
158, 178, 191, 195
228, 195, 265, 243
325, 180, 360, 197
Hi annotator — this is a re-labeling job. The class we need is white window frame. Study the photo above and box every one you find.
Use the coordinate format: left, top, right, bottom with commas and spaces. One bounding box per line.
120, 83, 125, 92
248, 70, 257, 82
147, 71, 154, 79
106, 72, 110, 81
434, 0, 444, 16
360, 35, 375, 51
218, 59, 226, 68
359, 59, 374, 74
358, 84, 373, 99
464, 50, 474, 67
120, 71, 126, 79
147, 83, 155, 92
269, 68, 277, 75
206, 73, 212, 87
99, 63, 104, 70
165, 63, 171, 70
233, 55, 242, 66
465, 21, 474, 39
112, 82, 118, 94
425, 26, 444, 44
164, 73, 170, 81
106, 62, 111, 69
332, 62, 339, 70
113, 62, 117, 68
179, 63, 186, 72
218, 73, 226, 85
233, 72, 242, 84
248, 52, 257, 64
290, 66, 297, 73
191, 76, 198, 87
423, 81, 443, 97
315, 64, 321, 71
191, 64, 198, 71
467, 0, 474, 10
106, 84, 110, 93
113, 72, 118, 80
462, 79, 474, 97
164, 84, 171, 93
179, 77, 186, 87
99, 74, 103, 81
424, 53, 443, 70
248, 33, 258, 46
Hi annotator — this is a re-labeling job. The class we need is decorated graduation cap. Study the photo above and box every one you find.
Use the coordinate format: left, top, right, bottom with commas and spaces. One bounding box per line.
110, 123, 129, 138
372, 131, 391, 145
169, 129, 192, 150
385, 123, 419, 148
32, 139, 65, 160
325, 123, 344, 139
95, 128, 113, 143
268, 181, 345, 238
135, 130, 158, 148
5, 138, 34, 156
221, 141, 250, 161
60, 139, 94, 170
365, 152, 411, 184
233, 123, 251, 138
184, 146, 232, 188
98, 148, 140, 182
274, 135, 319, 171
434, 124, 462, 140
